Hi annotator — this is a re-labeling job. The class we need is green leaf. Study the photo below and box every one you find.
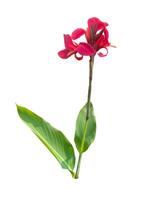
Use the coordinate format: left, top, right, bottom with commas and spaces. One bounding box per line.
74, 102, 96, 153
17, 105, 75, 175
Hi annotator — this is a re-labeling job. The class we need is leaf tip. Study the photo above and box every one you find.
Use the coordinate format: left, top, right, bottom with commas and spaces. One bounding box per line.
16, 104, 21, 112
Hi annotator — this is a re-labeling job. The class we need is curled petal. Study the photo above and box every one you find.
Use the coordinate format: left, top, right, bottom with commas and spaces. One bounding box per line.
76, 42, 96, 56
71, 28, 85, 40
98, 47, 108, 57
75, 53, 83, 60
58, 49, 74, 59
64, 34, 76, 50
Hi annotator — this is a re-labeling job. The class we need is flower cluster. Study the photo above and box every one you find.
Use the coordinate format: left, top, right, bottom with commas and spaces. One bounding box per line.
58, 17, 112, 60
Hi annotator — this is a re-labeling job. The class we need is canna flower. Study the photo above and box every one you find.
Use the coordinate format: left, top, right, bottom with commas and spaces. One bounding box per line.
58, 17, 113, 60
71, 17, 111, 57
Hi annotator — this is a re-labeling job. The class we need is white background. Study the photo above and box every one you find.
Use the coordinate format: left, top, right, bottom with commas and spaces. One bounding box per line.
0, 0, 150, 199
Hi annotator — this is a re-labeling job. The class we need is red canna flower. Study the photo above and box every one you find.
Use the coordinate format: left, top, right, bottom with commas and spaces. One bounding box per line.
58, 34, 95, 60
71, 17, 111, 57
58, 17, 113, 60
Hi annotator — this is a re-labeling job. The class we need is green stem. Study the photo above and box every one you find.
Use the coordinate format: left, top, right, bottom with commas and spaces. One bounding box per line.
74, 56, 94, 179
74, 154, 82, 179
86, 56, 94, 120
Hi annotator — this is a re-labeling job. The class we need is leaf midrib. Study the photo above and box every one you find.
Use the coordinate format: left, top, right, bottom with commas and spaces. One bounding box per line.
80, 119, 88, 152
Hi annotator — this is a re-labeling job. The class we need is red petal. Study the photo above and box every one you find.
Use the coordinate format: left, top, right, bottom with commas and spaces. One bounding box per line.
71, 28, 85, 40
96, 32, 110, 50
85, 27, 90, 42
88, 17, 108, 33
104, 28, 109, 40
58, 49, 74, 59
98, 47, 108, 57
76, 42, 95, 56
64, 34, 76, 50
